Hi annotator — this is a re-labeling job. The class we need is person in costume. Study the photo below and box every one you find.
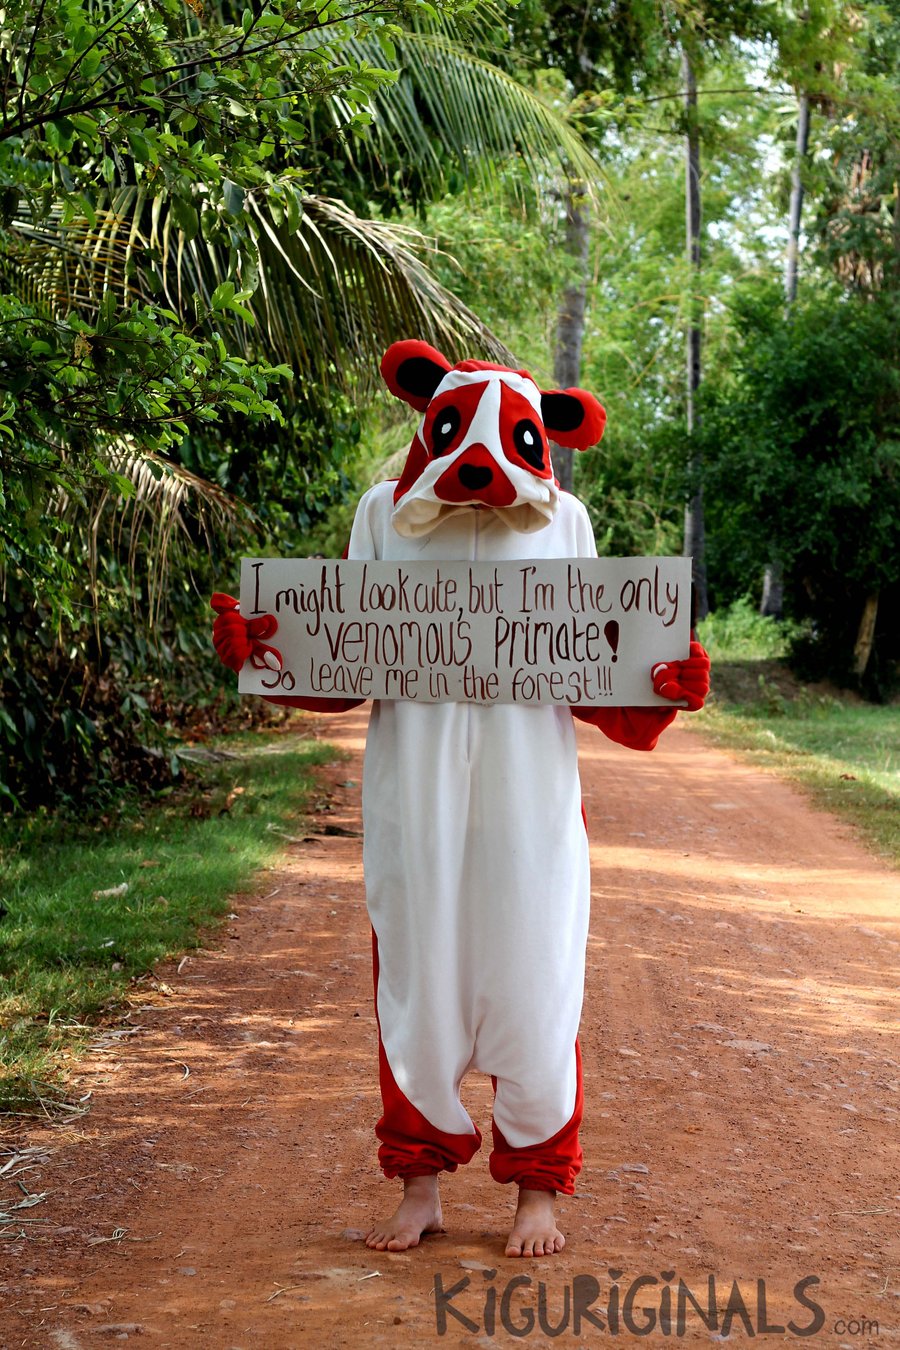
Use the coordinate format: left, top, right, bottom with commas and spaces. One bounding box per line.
212, 342, 710, 1257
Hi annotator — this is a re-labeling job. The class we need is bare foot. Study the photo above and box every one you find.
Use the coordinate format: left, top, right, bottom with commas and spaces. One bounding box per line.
365, 1174, 443, 1252
505, 1187, 565, 1257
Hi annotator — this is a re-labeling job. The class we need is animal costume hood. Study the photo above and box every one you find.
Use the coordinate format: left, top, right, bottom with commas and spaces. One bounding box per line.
382, 341, 607, 538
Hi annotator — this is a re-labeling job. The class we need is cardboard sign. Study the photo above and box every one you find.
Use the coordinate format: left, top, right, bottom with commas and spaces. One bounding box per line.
238, 556, 692, 706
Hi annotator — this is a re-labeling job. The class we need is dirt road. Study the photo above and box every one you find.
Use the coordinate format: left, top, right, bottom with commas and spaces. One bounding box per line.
1, 709, 898, 1348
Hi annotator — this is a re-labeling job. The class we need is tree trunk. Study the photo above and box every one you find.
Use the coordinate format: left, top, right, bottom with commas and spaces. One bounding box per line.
551, 176, 590, 495
853, 593, 879, 678
760, 558, 784, 619
762, 91, 812, 617
784, 92, 810, 304
682, 46, 708, 621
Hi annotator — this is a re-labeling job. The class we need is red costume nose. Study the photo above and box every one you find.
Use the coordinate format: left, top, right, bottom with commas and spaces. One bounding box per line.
435, 445, 517, 507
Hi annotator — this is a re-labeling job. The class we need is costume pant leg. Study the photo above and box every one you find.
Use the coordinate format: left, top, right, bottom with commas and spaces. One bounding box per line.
372, 931, 482, 1178
488, 1039, 584, 1195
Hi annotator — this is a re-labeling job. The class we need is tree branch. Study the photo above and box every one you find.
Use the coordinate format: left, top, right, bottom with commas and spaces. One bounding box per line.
2, 0, 388, 142
631, 85, 790, 106
13, 0, 49, 128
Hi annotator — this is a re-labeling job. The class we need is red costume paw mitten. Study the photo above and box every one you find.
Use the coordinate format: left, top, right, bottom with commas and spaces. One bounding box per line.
211, 593, 282, 673
651, 639, 710, 712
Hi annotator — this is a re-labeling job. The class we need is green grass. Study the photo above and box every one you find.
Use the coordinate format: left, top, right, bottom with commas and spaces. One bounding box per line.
692, 600, 898, 866
0, 732, 336, 1115
693, 676, 900, 867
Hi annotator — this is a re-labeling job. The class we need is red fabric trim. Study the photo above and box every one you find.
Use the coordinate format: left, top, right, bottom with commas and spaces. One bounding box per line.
371, 931, 482, 1179
434, 444, 517, 507
393, 432, 431, 505
488, 1040, 584, 1195
499, 384, 553, 480
455, 359, 533, 377
571, 705, 678, 751
422, 379, 488, 463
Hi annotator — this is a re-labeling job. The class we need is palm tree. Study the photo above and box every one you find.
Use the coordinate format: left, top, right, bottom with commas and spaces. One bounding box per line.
0, 5, 603, 626
3, 17, 602, 420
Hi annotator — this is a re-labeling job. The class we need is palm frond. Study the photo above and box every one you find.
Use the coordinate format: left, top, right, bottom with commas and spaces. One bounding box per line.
0, 189, 148, 312
340, 28, 603, 205
53, 444, 248, 629
1, 9, 599, 395
3, 193, 513, 391
247, 196, 513, 378
391, 31, 601, 195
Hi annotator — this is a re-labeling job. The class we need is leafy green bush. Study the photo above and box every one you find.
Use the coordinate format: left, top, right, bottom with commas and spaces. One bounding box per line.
0, 527, 283, 813
700, 282, 900, 698
696, 596, 797, 662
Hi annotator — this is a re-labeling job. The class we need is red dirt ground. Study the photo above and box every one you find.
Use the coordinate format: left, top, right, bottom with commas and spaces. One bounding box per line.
1, 708, 898, 1349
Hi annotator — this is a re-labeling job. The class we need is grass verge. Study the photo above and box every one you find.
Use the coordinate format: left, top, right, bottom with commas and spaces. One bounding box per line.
0, 730, 336, 1116
692, 669, 899, 868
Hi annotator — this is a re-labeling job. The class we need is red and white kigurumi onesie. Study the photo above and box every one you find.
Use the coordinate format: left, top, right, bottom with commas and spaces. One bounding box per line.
212, 341, 710, 1197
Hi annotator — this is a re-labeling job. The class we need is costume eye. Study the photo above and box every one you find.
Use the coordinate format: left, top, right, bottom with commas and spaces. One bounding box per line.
431, 405, 461, 456
513, 418, 544, 470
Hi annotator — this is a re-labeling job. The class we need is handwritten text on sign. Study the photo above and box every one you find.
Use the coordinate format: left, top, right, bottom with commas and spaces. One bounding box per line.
238, 557, 692, 706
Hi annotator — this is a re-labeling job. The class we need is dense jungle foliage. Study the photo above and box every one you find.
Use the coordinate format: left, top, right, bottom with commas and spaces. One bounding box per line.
0, 0, 898, 810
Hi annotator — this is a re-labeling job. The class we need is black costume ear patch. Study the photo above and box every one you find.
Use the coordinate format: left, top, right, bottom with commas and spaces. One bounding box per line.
382, 341, 452, 411
541, 392, 585, 434
396, 357, 448, 404
539, 386, 606, 448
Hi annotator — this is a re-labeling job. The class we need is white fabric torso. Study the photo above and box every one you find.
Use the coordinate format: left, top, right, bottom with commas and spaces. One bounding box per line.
350, 482, 597, 1147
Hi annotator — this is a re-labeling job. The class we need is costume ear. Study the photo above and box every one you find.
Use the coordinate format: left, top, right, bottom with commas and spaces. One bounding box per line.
541, 388, 607, 450
381, 341, 452, 412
